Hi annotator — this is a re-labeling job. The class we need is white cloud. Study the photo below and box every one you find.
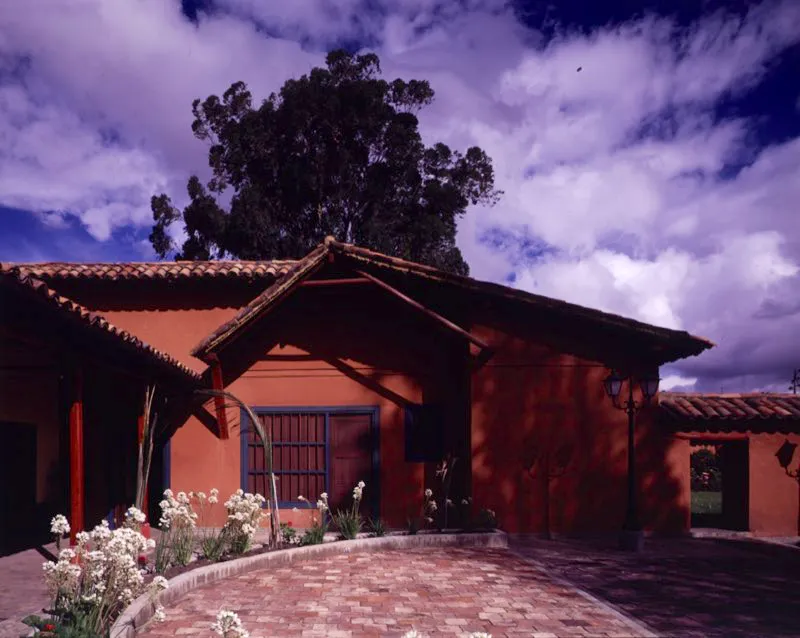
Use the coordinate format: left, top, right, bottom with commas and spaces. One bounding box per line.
376, 0, 800, 390
0, 0, 799, 391
660, 374, 699, 392
0, 85, 167, 240
0, 0, 320, 235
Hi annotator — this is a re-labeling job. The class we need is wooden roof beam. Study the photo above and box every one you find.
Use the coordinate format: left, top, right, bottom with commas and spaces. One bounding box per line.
299, 277, 370, 287
353, 269, 490, 353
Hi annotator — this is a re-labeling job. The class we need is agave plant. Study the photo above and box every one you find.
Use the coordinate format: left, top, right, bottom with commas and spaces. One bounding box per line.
194, 389, 281, 547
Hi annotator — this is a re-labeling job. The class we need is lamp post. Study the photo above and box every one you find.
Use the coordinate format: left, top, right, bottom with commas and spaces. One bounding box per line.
603, 369, 660, 552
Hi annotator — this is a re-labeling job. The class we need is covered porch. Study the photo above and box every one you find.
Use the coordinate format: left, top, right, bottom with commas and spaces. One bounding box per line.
0, 269, 201, 554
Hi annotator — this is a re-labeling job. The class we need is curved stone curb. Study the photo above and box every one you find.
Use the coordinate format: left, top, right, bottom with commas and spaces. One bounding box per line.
111, 531, 508, 638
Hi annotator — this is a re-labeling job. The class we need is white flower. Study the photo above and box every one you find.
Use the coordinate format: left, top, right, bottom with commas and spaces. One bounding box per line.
222, 490, 266, 551
151, 576, 169, 592
42, 549, 81, 598
50, 514, 71, 536
212, 610, 249, 638
159, 490, 198, 531
42, 519, 157, 621
124, 507, 147, 527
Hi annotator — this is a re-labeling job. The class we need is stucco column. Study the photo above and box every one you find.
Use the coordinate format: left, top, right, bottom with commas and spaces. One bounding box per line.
69, 368, 85, 544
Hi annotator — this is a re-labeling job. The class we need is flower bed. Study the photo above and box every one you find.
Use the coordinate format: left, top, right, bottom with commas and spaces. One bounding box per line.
32, 478, 500, 638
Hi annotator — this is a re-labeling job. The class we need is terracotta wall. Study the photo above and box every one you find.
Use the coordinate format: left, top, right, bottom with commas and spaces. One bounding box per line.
664, 430, 800, 537
67, 285, 253, 374
65, 279, 697, 536
749, 433, 800, 536
86, 284, 459, 528
469, 319, 686, 535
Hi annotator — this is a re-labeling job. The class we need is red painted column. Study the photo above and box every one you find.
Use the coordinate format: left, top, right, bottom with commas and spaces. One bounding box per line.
69, 368, 85, 545
210, 358, 229, 439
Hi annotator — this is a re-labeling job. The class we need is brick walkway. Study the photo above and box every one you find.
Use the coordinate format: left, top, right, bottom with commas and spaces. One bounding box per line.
0, 544, 53, 638
139, 546, 649, 638
511, 536, 800, 638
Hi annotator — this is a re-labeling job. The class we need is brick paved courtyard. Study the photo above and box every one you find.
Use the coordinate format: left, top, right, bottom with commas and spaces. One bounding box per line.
5, 535, 800, 637
138, 546, 649, 638
0, 544, 54, 638
511, 536, 800, 638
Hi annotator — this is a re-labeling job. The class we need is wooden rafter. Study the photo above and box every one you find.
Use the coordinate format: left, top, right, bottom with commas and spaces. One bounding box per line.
353, 269, 490, 353
299, 277, 370, 287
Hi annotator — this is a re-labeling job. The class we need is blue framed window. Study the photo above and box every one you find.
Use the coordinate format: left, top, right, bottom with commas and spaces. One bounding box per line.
405, 403, 444, 462
243, 411, 327, 507
242, 407, 381, 512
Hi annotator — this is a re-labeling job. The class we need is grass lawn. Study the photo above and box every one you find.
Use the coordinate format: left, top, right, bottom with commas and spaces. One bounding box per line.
691, 490, 722, 514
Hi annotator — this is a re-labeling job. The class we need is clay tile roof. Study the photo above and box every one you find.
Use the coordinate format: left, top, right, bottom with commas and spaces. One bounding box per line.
5, 260, 297, 282
660, 392, 800, 422
1, 269, 202, 382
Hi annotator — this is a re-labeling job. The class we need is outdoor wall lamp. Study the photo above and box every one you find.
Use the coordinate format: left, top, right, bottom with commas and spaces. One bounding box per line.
603, 369, 660, 552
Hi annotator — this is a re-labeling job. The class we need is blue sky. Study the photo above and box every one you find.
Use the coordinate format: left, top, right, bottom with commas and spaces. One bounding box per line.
1, 0, 799, 392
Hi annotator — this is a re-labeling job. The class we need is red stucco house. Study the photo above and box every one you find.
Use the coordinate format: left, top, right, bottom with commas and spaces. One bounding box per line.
2, 237, 798, 553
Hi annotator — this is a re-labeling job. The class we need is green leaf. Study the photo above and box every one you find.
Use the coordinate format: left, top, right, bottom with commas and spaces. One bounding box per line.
150, 49, 500, 273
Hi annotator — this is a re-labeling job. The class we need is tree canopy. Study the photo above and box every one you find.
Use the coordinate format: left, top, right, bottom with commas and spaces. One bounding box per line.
150, 49, 500, 275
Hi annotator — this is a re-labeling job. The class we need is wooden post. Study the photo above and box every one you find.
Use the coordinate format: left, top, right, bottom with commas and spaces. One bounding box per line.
69, 368, 85, 544
137, 412, 148, 515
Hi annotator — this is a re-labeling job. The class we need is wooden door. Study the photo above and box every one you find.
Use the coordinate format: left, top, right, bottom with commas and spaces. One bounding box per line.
0, 422, 37, 555
721, 440, 749, 531
329, 413, 374, 519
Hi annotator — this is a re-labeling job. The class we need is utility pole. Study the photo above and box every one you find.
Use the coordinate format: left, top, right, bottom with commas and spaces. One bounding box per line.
790, 369, 800, 395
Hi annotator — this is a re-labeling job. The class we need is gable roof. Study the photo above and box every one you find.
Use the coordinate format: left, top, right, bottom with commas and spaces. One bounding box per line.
660, 392, 800, 422
192, 237, 714, 365
0, 268, 202, 383
6, 260, 296, 282
330, 239, 714, 349
192, 244, 330, 358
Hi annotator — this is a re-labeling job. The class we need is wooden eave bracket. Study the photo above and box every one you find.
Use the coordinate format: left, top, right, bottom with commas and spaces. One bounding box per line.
193, 404, 224, 438
353, 269, 494, 366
